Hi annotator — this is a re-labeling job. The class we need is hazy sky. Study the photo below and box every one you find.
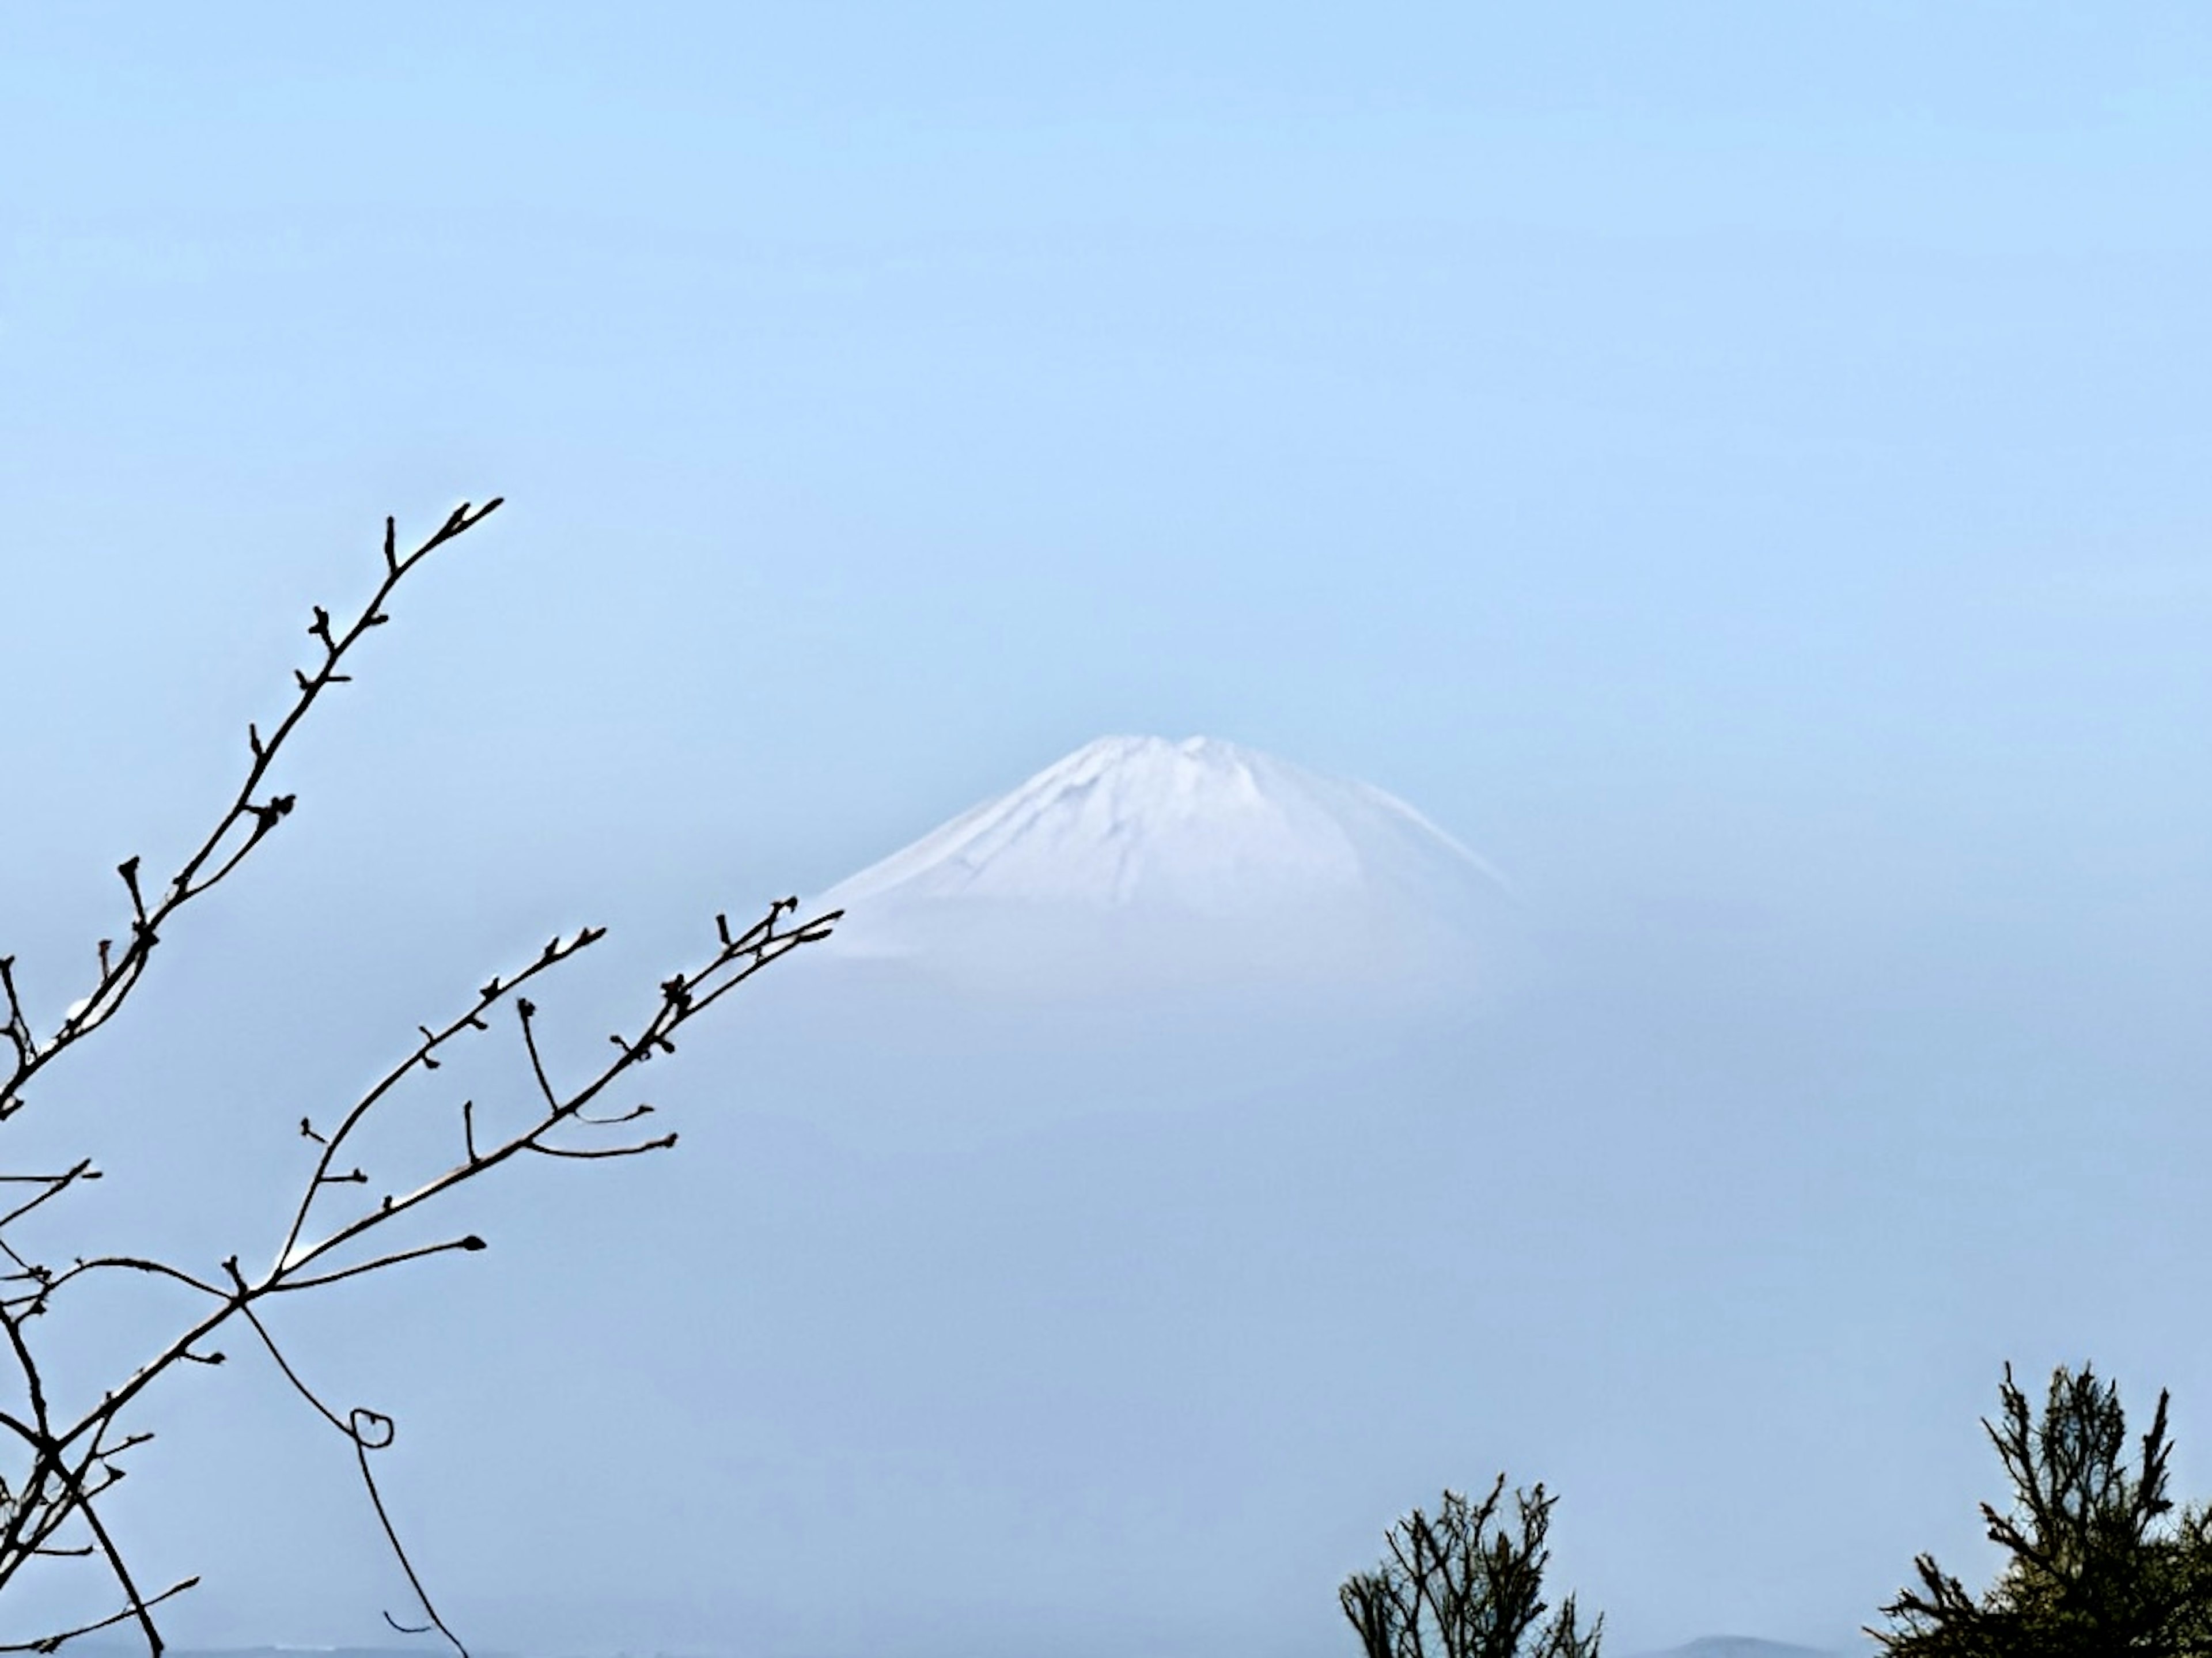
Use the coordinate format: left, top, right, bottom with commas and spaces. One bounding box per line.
3, 6, 2210, 1656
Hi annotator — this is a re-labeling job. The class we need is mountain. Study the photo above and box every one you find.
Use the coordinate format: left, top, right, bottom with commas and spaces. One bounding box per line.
1623, 1640, 1849, 1658
811, 734, 1508, 997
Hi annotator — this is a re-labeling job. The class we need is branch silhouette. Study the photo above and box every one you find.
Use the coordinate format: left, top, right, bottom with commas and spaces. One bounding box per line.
0, 502, 836, 1655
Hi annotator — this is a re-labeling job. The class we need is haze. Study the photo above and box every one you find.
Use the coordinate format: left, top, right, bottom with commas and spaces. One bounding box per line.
2, 6, 2209, 1656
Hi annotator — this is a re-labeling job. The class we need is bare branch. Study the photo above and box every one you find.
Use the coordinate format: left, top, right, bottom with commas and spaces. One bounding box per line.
351, 1410, 465, 1658
0, 1163, 102, 1233
0, 499, 502, 1125
271, 1236, 488, 1294
0, 1574, 199, 1654
0, 497, 844, 1657
524, 1134, 677, 1160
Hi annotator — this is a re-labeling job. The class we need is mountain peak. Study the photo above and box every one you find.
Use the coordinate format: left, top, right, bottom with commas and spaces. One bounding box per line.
814, 735, 1506, 994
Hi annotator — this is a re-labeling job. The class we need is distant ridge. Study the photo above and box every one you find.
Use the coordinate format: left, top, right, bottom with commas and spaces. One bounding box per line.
73, 1636, 1845, 1658
65, 1649, 517, 1658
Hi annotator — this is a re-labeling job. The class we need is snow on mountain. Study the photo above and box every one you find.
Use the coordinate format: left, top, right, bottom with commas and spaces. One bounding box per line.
1621, 1640, 1847, 1658
812, 735, 1508, 995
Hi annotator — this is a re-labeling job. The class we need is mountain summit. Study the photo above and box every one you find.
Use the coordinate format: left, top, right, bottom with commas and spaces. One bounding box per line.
816, 735, 1505, 994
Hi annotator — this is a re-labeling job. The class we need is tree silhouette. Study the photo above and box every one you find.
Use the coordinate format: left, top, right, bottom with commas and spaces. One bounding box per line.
0, 502, 838, 1655
1874, 1362, 2212, 1656
1340, 1474, 1603, 1658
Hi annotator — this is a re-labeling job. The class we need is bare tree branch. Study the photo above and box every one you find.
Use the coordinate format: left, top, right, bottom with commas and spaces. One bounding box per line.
0, 1575, 199, 1654
0, 499, 834, 1655
1, 499, 501, 1125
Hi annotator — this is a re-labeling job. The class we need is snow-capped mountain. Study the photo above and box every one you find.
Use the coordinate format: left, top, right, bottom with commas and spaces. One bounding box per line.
1622, 1640, 1847, 1658
813, 735, 1508, 994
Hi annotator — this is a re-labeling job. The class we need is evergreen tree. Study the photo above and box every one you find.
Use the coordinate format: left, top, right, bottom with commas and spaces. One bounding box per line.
1875, 1362, 2212, 1656
1341, 1474, 1602, 1658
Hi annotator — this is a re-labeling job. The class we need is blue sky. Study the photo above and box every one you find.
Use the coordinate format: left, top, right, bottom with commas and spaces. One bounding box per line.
3, 5, 2210, 1654
7, 3, 2207, 903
